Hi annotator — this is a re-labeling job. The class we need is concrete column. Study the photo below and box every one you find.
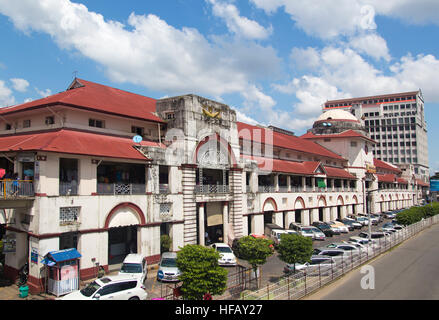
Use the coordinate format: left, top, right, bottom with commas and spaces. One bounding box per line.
287, 176, 291, 192
302, 176, 306, 192
301, 210, 310, 226
253, 214, 264, 235
223, 202, 229, 244
198, 203, 205, 246
324, 207, 331, 222
274, 212, 283, 228
250, 171, 258, 193
274, 174, 279, 192
285, 211, 295, 229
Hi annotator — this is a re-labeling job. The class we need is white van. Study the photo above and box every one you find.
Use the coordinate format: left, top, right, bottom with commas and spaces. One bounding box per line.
118, 254, 148, 283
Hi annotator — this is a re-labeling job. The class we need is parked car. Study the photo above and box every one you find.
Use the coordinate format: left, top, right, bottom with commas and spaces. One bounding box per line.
356, 216, 370, 226
329, 221, 349, 233
390, 221, 403, 230
61, 275, 147, 300
384, 211, 397, 219
341, 218, 362, 230
326, 242, 361, 254
289, 223, 314, 239
313, 248, 348, 265
381, 222, 396, 232
369, 214, 380, 225
118, 254, 147, 283
309, 226, 326, 241
157, 252, 181, 282
269, 229, 297, 245
312, 222, 336, 237
211, 243, 237, 266
284, 255, 336, 275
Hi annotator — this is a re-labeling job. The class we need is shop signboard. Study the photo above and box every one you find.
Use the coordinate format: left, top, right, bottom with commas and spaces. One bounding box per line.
3, 234, 16, 253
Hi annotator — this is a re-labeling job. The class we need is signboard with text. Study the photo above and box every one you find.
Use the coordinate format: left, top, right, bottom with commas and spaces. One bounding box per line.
430, 180, 439, 192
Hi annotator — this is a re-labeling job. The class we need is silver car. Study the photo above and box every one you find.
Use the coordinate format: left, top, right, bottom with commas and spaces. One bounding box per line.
157, 252, 181, 282
284, 255, 336, 275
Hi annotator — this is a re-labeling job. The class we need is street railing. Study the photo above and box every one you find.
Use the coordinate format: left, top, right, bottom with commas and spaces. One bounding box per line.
0, 180, 34, 198
227, 215, 439, 300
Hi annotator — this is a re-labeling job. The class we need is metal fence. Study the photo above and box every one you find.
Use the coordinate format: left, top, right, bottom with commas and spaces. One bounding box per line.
195, 184, 230, 194
229, 215, 439, 300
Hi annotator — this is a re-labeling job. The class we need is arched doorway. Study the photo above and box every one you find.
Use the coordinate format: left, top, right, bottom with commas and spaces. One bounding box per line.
294, 197, 305, 224
318, 196, 327, 222
105, 203, 146, 266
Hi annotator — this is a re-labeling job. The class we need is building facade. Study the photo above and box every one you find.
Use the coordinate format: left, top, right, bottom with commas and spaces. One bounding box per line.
0, 79, 427, 294
323, 91, 429, 181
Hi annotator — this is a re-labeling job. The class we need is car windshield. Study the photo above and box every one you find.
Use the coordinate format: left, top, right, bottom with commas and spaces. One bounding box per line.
80, 281, 101, 297
318, 224, 329, 229
161, 258, 177, 268
302, 229, 313, 234
120, 263, 142, 273
313, 249, 321, 254
216, 246, 233, 253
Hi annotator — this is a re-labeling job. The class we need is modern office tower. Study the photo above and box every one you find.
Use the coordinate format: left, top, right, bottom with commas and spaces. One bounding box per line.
323, 90, 429, 181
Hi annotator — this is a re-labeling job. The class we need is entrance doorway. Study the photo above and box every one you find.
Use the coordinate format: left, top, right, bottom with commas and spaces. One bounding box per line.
205, 202, 224, 245
318, 207, 324, 221
108, 225, 137, 265
337, 206, 341, 219
295, 210, 302, 223
264, 211, 274, 225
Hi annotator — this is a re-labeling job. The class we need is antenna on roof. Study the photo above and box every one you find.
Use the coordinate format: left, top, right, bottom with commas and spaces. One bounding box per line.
72, 71, 78, 79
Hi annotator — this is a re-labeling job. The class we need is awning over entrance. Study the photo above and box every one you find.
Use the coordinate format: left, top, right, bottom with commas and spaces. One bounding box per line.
41, 248, 82, 266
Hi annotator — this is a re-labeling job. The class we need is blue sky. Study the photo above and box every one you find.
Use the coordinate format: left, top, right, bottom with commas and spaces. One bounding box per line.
0, 0, 438, 173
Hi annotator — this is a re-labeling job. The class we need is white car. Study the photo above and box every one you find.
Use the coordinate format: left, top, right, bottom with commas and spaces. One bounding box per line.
157, 252, 181, 282
211, 243, 237, 266
308, 227, 326, 241
329, 221, 349, 233
118, 254, 148, 283
61, 275, 147, 300
356, 216, 370, 226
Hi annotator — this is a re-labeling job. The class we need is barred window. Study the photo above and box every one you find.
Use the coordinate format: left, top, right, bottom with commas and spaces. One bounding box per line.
60, 207, 80, 225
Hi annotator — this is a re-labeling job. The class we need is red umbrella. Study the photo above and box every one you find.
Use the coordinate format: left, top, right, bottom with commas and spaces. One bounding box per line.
0, 168, 5, 179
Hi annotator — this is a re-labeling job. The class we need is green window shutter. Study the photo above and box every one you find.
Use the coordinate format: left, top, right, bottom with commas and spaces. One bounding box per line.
317, 178, 326, 188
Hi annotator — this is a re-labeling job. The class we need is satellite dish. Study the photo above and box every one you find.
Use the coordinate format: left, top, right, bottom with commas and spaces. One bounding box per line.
133, 135, 143, 144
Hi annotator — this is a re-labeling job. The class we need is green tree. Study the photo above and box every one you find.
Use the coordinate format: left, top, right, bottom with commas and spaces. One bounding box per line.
176, 244, 228, 300
277, 233, 313, 274
237, 236, 274, 285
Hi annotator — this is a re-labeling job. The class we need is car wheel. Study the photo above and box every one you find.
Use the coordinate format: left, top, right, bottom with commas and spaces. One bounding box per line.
129, 297, 140, 300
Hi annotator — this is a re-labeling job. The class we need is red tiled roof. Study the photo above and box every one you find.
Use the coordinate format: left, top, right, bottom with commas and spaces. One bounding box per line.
373, 158, 401, 173
0, 129, 163, 160
323, 166, 357, 179
377, 173, 396, 183
241, 155, 320, 175
0, 78, 164, 123
396, 178, 408, 184
301, 130, 376, 143
416, 179, 430, 187
237, 122, 345, 161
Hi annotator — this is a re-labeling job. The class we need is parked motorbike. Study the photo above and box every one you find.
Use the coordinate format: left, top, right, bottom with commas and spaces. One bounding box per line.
17, 262, 29, 286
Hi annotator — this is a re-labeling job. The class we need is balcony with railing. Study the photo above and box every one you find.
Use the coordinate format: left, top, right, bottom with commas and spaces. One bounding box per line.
97, 183, 146, 195
195, 184, 230, 194
59, 181, 78, 196
0, 180, 34, 199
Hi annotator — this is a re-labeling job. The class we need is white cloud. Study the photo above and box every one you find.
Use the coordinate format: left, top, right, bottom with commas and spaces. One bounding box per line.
290, 47, 321, 71
10, 78, 29, 92
35, 88, 52, 98
208, 0, 272, 40
0, 80, 15, 107
0, 0, 280, 108
275, 46, 439, 125
349, 33, 391, 61
251, 0, 377, 39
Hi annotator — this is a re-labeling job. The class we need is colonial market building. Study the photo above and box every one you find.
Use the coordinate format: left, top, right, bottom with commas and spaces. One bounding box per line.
0, 78, 428, 294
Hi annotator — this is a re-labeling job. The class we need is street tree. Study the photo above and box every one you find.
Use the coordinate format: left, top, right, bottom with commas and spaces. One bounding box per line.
277, 233, 313, 274
237, 236, 274, 286
176, 244, 228, 300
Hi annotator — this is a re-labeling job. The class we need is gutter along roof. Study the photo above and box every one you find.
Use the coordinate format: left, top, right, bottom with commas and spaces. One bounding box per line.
242, 154, 355, 179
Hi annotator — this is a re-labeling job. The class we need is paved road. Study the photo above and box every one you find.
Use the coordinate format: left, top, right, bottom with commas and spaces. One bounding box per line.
304, 222, 439, 300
